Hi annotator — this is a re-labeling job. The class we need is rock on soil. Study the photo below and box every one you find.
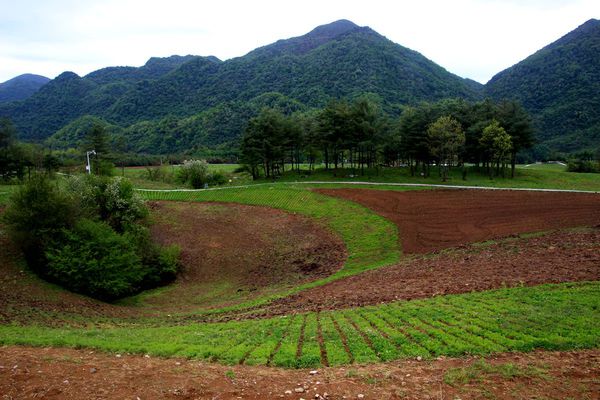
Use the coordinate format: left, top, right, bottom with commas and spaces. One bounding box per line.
0, 346, 598, 400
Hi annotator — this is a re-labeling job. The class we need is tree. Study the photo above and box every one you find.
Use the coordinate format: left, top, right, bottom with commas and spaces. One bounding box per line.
398, 104, 434, 176
0, 118, 18, 180
479, 120, 512, 178
318, 100, 355, 170
427, 116, 465, 181
240, 108, 287, 179
348, 97, 383, 174
82, 123, 111, 175
496, 100, 534, 177
3, 175, 79, 269
4, 174, 180, 301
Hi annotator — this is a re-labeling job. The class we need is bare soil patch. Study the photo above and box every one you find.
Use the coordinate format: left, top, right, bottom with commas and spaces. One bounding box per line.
147, 201, 346, 309
261, 228, 600, 315
1, 346, 597, 400
315, 188, 600, 253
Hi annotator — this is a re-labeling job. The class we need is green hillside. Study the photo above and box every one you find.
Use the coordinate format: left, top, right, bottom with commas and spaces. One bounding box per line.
0, 73, 50, 103
0, 20, 482, 148
485, 19, 600, 153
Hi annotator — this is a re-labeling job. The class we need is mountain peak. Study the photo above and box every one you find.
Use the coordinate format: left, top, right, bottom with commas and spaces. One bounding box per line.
248, 19, 362, 57
0, 73, 50, 103
307, 19, 359, 37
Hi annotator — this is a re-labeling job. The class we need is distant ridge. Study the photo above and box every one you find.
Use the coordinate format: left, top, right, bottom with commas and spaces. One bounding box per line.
0, 73, 50, 103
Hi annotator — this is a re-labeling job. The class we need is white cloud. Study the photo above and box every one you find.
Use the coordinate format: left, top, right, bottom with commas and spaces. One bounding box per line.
0, 0, 598, 83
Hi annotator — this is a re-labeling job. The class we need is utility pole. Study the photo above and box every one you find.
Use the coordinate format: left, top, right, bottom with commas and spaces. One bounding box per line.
86, 150, 96, 174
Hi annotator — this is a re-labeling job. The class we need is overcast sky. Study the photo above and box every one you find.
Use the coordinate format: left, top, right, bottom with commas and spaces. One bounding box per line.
1, 0, 598, 84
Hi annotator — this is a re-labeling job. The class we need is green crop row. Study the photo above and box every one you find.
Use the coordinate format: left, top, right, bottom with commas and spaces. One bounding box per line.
2, 282, 598, 368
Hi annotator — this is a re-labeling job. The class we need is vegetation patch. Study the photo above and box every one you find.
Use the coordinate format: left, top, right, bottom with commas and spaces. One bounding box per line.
0, 282, 598, 367
2, 175, 180, 300
444, 359, 550, 386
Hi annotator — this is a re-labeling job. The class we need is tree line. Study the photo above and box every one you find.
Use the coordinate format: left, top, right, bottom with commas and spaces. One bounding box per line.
240, 97, 535, 180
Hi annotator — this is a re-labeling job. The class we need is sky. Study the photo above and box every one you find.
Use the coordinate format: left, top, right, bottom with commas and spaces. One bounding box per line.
0, 0, 599, 84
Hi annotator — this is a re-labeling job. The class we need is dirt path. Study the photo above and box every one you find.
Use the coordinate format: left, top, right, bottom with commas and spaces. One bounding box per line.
259, 228, 600, 315
1, 346, 597, 399
316, 188, 600, 254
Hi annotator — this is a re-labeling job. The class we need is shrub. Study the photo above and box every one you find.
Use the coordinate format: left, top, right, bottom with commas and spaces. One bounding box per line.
567, 159, 599, 173
177, 159, 230, 188
208, 170, 227, 186
123, 223, 180, 287
66, 175, 147, 232
4, 174, 180, 301
45, 219, 145, 300
144, 166, 175, 183
2, 175, 78, 269
177, 159, 210, 188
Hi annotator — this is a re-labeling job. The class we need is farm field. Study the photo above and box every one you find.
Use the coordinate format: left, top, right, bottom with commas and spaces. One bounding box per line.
1, 182, 599, 398
316, 188, 600, 253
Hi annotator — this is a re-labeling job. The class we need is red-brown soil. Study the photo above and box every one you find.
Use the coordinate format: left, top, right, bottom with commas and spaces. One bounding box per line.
149, 201, 345, 288
260, 228, 600, 315
1, 346, 598, 400
315, 188, 600, 253
147, 201, 346, 309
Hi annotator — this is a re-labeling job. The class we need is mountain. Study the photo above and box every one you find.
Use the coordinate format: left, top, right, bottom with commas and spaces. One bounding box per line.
0, 74, 50, 103
0, 55, 206, 140
485, 19, 600, 153
0, 20, 482, 150
104, 20, 481, 126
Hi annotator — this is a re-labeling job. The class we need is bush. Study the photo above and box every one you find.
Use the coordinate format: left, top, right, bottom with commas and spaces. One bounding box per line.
144, 166, 175, 183
208, 170, 227, 186
2, 175, 78, 269
4, 174, 180, 301
567, 159, 599, 173
177, 159, 210, 188
67, 175, 147, 232
45, 219, 145, 300
177, 159, 230, 188
123, 223, 180, 287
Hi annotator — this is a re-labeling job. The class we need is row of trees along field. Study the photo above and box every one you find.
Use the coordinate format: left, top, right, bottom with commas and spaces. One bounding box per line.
240, 98, 534, 180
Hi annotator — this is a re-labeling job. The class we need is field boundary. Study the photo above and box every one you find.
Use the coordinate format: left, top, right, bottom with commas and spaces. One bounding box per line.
134, 181, 600, 194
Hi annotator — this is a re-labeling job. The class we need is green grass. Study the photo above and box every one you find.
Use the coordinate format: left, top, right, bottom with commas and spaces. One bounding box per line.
119, 164, 252, 190
116, 162, 600, 191
0, 184, 19, 206
2, 169, 598, 368
520, 163, 567, 172
251, 165, 600, 192
1, 282, 597, 368
444, 359, 550, 386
